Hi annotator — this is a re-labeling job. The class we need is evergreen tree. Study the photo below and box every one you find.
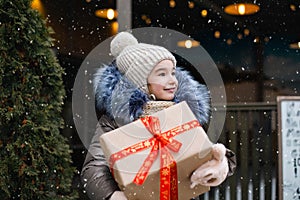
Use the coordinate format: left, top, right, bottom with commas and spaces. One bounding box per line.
0, 0, 78, 199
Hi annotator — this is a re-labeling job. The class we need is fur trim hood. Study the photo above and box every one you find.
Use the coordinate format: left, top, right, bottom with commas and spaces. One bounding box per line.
93, 61, 211, 126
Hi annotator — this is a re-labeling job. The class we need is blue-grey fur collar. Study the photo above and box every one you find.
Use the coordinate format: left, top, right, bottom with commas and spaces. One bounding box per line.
93, 61, 211, 126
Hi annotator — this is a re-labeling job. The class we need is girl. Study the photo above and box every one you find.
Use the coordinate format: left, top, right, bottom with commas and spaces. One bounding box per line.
81, 32, 236, 200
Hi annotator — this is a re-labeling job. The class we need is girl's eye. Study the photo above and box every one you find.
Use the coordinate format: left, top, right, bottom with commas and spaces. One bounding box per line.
158, 73, 166, 76
172, 71, 176, 76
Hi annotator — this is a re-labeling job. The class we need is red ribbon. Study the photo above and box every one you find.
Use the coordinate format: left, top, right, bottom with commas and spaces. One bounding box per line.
109, 116, 200, 200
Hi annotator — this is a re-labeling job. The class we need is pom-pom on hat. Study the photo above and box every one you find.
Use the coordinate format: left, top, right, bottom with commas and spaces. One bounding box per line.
110, 31, 177, 93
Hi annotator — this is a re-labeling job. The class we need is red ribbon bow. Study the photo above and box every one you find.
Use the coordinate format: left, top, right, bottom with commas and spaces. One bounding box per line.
109, 116, 200, 200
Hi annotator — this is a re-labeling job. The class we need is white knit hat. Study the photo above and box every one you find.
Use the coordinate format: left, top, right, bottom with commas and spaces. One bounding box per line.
110, 32, 177, 93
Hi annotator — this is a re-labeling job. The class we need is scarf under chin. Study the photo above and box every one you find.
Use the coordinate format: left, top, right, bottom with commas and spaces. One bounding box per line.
93, 62, 211, 127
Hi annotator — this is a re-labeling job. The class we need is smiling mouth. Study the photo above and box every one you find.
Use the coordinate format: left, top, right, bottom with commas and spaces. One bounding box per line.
164, 87, 176, 92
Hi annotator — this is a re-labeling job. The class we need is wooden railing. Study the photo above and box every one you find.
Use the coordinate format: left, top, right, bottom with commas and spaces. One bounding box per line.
200, 102, 278, 200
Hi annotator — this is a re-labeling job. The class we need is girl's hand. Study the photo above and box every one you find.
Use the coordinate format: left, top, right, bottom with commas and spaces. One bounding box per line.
190, 143, 229, 188
109, 191, 128, 200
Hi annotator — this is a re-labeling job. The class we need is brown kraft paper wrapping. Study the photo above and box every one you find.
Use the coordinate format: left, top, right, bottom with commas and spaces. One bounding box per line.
99, 101, 213, 200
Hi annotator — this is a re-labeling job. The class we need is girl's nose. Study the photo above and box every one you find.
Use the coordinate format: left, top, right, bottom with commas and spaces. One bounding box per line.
168, 75, 177, 84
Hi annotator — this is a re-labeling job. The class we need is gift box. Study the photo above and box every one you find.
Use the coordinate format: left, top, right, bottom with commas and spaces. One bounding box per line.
99, 101, 213, 200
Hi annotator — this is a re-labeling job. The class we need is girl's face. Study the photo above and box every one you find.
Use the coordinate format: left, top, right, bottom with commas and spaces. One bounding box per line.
147, 60, 178, 100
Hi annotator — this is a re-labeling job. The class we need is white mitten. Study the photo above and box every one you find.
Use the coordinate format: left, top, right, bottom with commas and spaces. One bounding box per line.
109, 191, 128, 200
190, 143, 229, 188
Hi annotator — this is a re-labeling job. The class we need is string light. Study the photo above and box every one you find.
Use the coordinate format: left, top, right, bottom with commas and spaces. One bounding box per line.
253, 37, 260, 43
188, 1, 195, 9
244, 29, 250, 36
224, 3, 260, 15
214, 31, 221, 38
177, 40, 200, 48
289, 41, 300, 49
201, 9, 208, 17
31, 0, 45, 16
169, 0, 176, 8
107, 9, 115, 20
290, 4, 296, 11
226, 38, 232, 45
95, 9, 118, 20
238, 4, 246, 15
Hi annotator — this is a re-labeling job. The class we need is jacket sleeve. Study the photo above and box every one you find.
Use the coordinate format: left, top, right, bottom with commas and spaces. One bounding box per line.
81, 115, 120, 200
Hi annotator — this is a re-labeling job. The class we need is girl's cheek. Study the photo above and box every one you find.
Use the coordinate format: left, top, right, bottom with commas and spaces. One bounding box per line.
149, 82, 164, 90
148, 83, 164, 95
